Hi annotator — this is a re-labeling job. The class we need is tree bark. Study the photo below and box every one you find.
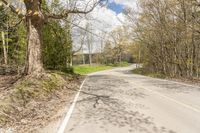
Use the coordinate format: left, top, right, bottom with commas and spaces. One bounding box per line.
24, 19, 44, 75
24, 0, 45, 75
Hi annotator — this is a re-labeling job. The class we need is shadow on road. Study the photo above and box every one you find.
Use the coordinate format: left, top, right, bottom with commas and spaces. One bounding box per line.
66, 75, 176, 133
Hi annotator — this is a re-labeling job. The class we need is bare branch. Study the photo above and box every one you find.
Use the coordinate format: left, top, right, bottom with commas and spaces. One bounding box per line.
47, 0, 106, 19
9, 19, 23, 28
1, 0, 24, 18
73, 30, 87, 54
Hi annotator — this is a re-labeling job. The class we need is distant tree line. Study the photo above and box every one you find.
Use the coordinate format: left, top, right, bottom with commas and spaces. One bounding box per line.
73, 26, 134, 66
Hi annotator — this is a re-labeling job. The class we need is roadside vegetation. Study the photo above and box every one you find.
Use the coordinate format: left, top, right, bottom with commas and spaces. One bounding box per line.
74, 62, 130, 75
123, 0, 200, 80
132, 67, 166, 79
74, 65, 114, 75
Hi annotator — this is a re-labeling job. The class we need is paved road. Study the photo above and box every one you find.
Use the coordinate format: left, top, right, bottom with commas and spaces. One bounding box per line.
63, 65, 200, 133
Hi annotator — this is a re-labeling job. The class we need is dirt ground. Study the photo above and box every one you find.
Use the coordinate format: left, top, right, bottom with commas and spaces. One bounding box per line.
0, 74, 83, 133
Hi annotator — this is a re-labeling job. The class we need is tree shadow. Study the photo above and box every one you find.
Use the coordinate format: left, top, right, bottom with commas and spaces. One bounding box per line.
143, 80, 195, 94
67, 75, 176, 133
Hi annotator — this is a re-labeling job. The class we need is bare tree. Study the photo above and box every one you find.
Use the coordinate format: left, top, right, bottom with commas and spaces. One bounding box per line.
85, 23, 93, 65
72, 25, 87, 65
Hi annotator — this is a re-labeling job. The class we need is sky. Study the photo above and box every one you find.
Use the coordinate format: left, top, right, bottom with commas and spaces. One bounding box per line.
107, 2, 124, 14
72, 0, 137, 53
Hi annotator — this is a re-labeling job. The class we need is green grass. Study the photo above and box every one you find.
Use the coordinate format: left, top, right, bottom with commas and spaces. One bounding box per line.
73, 65, 114, 75
107, 61, 130, 67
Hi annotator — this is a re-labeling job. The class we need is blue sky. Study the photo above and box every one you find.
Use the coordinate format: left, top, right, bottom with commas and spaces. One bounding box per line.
107, 2, 124, 14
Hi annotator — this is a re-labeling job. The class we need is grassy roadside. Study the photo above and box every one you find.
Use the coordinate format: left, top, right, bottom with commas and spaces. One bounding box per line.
108, 62, 130, 67
132, 68, 166, 79
73, 65, 114, 75
74, 62, 130, 75
132, 67, 200, 87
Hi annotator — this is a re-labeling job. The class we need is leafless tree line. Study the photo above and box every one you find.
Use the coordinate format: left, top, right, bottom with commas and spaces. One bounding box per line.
126, 0, 200, 78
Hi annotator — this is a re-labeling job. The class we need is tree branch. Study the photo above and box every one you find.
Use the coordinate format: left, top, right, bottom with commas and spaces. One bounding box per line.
1, 0, 24, 18
9, 19, 23, 28
73, 32, 86, 54
47, 0, 106, 19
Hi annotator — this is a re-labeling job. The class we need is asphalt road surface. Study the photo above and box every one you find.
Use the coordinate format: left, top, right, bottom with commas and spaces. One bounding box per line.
61, 65, 200, 133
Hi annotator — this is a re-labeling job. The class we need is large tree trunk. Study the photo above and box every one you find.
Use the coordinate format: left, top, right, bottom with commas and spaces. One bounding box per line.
24, 19, 44, 75
24, 0, 45, 75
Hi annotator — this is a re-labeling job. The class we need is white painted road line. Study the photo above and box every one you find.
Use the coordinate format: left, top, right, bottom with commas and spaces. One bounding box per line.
57, 78, 87, 133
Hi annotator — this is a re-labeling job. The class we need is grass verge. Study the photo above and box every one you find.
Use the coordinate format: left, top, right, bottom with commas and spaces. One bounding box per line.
107, 61, 130, 67
73, 65, 114, 75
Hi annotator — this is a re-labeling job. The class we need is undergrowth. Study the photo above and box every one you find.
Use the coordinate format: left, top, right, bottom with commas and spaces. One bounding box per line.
132, 68, 166, 79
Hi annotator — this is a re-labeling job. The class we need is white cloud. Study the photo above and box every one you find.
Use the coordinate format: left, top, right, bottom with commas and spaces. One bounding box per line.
109, 0, 138, 9
72, 6, 123, 53
72, 0, 137, 53
76, 6, 122, 33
